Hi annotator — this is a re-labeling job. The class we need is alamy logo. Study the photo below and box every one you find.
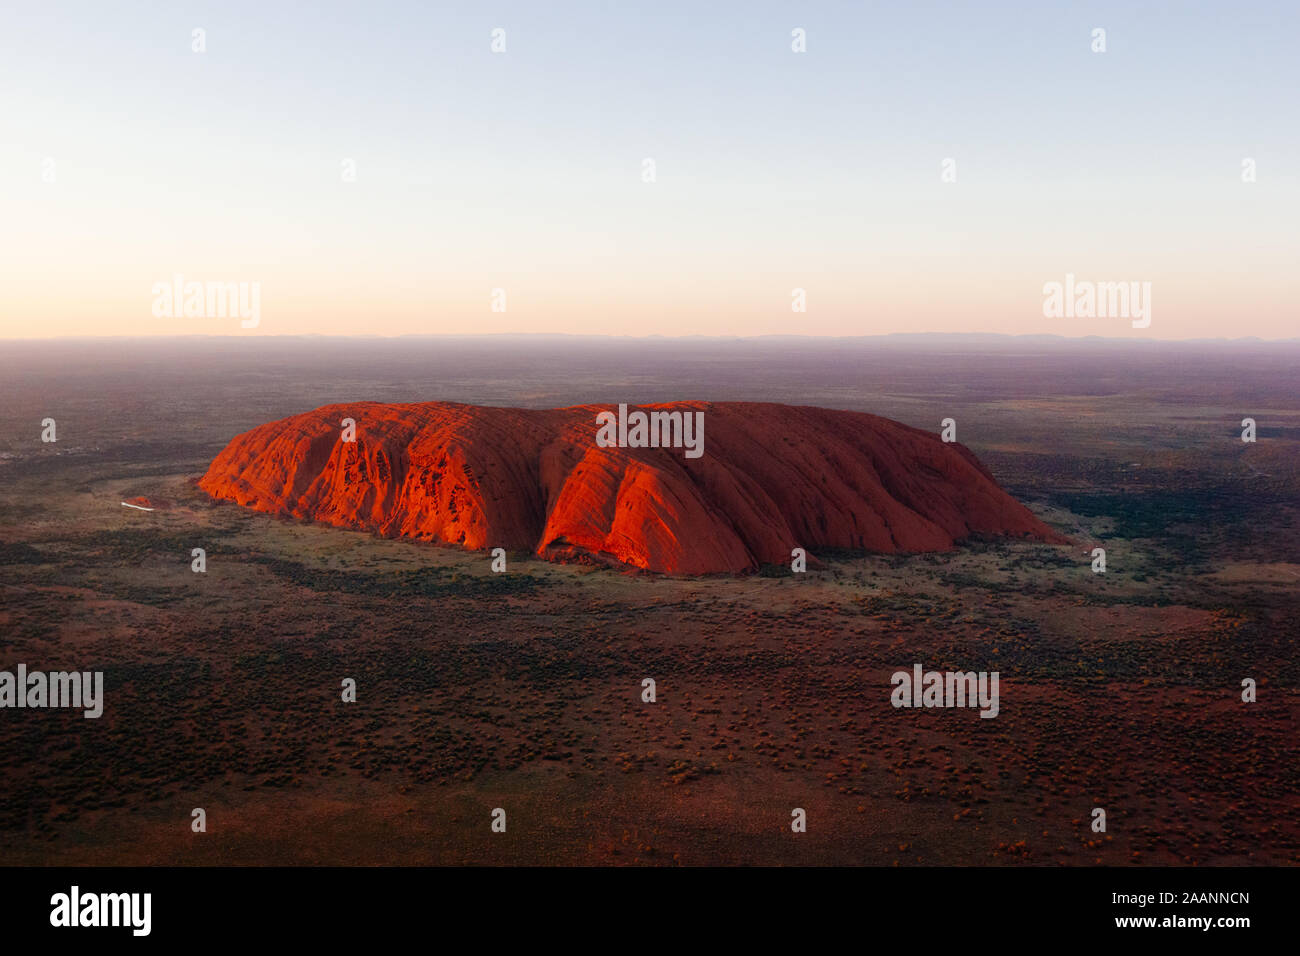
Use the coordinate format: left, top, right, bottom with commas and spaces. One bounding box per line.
890, 664, 999, 718
0, 665, 103, 718
1042, 273, 1151, 329
50, 886, 151, 936
595, 404, 705, 459
151, 274, 261, 328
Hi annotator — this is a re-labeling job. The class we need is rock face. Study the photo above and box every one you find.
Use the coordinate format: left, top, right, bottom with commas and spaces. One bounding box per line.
199, 401, 1062, 574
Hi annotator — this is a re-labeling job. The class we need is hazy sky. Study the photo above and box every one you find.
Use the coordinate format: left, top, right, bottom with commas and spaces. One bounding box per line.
1, 1, 1296, 339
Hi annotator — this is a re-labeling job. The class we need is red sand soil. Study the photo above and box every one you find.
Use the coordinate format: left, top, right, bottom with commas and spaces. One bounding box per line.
198, 401, 1063, 574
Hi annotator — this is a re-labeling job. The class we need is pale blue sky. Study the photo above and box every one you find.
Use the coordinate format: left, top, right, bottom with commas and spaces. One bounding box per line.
2, 1, 1296, 337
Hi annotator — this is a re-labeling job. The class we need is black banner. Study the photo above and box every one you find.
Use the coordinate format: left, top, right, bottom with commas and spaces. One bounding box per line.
3, 865, 1290, 942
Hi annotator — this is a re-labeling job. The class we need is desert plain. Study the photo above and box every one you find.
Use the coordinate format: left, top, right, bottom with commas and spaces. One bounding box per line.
0, 335, 1296, 865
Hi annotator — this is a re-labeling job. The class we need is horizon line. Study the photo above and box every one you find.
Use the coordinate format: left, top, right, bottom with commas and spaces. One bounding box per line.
3, 331, 1299, 346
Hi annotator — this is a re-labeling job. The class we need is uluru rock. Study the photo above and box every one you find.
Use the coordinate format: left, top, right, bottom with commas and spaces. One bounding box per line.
198, 401, 1063, 574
